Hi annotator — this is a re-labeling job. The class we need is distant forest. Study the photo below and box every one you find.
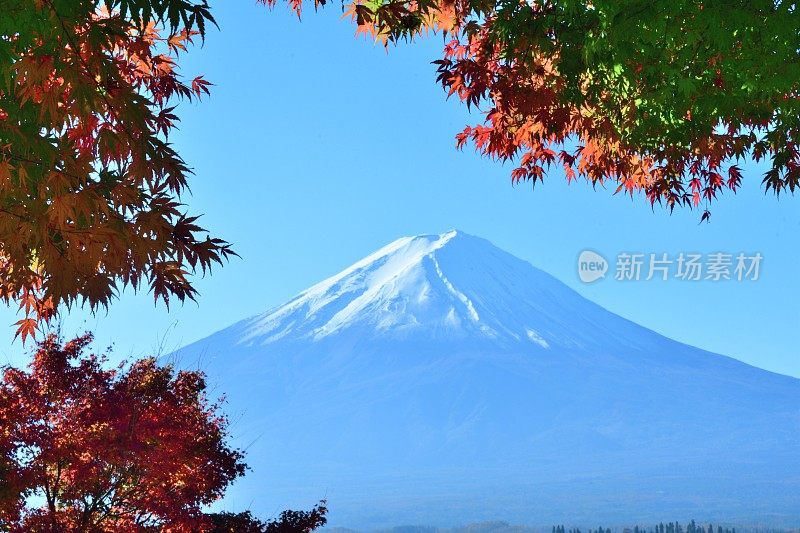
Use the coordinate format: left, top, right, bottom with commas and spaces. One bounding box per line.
339, 521, 796, 533
558, 522, 738, 533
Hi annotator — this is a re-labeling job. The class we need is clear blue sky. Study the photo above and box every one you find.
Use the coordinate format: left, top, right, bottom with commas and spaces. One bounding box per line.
1, 3, 798, 378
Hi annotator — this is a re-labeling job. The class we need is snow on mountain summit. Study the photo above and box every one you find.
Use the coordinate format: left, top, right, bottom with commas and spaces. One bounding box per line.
240, 230, 479, 343
235, 229, 629, 349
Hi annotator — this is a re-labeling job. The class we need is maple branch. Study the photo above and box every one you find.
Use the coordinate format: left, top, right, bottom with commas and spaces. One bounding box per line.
43, 0, 129, 131
4, 152, 87, 183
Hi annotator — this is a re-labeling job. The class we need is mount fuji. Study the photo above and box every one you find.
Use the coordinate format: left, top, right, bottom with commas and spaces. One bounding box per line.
173, 230, 800, 529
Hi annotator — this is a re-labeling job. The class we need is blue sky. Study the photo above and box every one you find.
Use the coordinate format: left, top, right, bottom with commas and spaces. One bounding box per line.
1, 3, 798, 378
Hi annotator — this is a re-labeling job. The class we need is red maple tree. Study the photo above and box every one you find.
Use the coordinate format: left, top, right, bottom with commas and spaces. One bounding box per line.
0, 333, 245, 532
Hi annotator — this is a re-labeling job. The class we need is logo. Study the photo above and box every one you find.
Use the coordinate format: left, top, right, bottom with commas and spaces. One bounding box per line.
575, 250, 762, 283
578, 250, 608, 283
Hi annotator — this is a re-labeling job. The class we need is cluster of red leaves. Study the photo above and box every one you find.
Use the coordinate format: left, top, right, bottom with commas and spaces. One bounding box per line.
264, 0, 799, 222
436, 28, 750, 220
0, 1, 231, 341
0, 333, 245, 532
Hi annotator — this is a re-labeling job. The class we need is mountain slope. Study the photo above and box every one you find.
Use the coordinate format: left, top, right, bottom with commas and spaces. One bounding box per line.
173, 231, 800, 528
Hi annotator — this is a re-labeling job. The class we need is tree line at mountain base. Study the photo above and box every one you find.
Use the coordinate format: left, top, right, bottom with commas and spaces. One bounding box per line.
339, 522, 795, 533
555, 522, 738, 533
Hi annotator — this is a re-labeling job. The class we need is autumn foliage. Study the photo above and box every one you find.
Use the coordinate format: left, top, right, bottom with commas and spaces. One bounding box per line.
0, 1, 231, 340
2, 1, 798, 337
0, 333, 245, 532
267, 0, 800, 221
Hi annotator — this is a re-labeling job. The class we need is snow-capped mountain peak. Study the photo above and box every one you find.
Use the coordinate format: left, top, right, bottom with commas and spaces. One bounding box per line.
239, 230, 487, 343
236, 230, 592, 347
